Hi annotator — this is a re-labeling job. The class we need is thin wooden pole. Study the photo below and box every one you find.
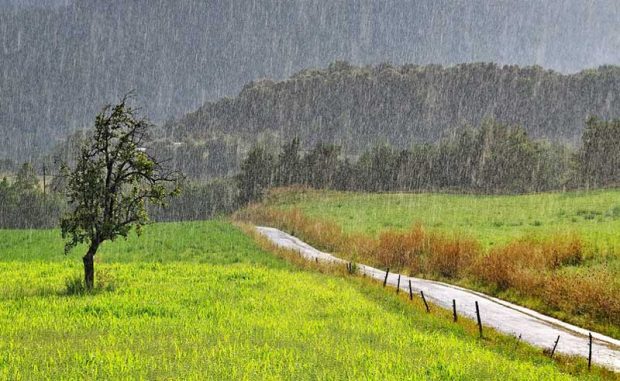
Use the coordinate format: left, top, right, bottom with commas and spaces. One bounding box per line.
420, 291, 430, 313
408, 280, 413, 301
452, 299, 457, 322
550, 335, 560, 358
383, 268, 389, 287
396, 274, 401, 294
513, 334, 522, 351
588, 332, 593, 371
475, 301, 483, 338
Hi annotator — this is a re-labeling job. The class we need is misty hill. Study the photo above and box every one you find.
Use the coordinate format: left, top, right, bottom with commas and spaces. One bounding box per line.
173, 62, 620, 155
1, 0, 619, 162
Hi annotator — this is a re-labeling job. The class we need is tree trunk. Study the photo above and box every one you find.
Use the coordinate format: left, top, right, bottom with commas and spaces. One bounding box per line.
83, 243, 98, 290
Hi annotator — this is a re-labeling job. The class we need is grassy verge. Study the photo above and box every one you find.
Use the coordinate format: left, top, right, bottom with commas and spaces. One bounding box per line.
237, 188, 620, 338
0, 221, 614, 379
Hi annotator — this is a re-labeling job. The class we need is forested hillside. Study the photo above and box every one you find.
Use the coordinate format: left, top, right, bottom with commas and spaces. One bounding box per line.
171, 63, 619, 177
1, 0, 619, 162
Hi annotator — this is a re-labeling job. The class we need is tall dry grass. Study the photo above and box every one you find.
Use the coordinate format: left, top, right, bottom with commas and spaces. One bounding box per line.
237, 206, 479, 277
472, 234, 583, 291
376, 226, 427, 271
427, 233, 479, 278
235, 205, 346, 253
542, 272, 620, 324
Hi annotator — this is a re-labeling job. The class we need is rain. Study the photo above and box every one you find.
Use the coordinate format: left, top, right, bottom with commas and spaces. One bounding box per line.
0, 0, 619, 378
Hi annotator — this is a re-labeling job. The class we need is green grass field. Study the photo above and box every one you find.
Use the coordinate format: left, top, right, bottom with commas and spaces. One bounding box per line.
265, 188, 620, 255
0, 221, 609, 379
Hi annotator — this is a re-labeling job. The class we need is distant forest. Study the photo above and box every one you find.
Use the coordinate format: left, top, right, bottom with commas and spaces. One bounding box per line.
170, 62, 619, 179
4, 62, 620, 182
3, 117, 619, 229
236, 117, 620, 204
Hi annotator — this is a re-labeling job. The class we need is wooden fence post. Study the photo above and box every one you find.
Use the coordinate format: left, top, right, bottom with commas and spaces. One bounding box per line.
549, 335, 560, 358
383, 268, 389, 287
420, 291, 430, 313
452, 299, 457, 322
475, 301, 483, 338
396, 274, 401, 294
588, 332, 593, 371
347, 262, 354, 274
513, 334, 522, 351
408, 280, 413, 301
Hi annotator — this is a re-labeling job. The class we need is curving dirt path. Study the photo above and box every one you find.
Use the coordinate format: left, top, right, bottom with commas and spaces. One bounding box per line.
257, 226, 620, 372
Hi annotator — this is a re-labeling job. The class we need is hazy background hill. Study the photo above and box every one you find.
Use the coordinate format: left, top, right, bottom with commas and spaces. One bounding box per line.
48, 61, 620, 181
174, 62, 620, 152
1, 0, 619, 162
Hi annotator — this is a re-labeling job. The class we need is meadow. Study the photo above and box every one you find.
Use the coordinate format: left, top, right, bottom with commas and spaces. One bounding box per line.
263, 188, 620, 254
240, 188, 620, 339
0, 221, 612, 379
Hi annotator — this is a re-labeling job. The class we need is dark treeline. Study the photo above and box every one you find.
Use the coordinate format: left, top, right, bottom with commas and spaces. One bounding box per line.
0, 163, 64, 228
0, 172, 238, 229
237, 117, 620, 204
4, 117, 619, 229
150, 179, 238, 222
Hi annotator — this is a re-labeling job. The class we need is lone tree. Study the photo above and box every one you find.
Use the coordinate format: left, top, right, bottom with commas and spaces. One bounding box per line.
61, 98, 181, 289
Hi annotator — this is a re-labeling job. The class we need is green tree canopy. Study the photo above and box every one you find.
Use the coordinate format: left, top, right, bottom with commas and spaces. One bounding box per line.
61, 98, 181, 289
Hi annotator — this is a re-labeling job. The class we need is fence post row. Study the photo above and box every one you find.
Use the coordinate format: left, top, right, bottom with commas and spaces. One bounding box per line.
372, 264, 595, 368
372, 267, 593, 369
371, 268, 596, 369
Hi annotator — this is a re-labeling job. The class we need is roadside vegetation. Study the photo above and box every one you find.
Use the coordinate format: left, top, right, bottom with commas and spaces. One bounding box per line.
237, 188, 620, 339
0, 221, 614, 379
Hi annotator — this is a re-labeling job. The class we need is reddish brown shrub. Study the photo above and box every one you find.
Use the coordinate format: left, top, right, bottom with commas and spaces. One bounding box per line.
541, 234, 583, 269
402, 225, 428, 271
376, 231, 406, 269
472, 249, 514, 290
473, 240, 539, 290
348, 233, 377, 261
472, 234, 583, 292
542, 271, 620, 324
427, 234, 479, 278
